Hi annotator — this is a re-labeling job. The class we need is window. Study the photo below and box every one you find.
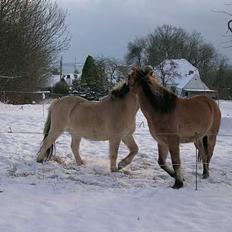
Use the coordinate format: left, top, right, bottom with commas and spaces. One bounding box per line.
170, 86, 176, 93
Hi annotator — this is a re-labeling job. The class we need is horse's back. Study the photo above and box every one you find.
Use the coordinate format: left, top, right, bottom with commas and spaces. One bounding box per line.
176, 95, 221, 139
70, 94, 138, 139
179, 95, 220, 118
48, 96, 87, 128
199, 96, 221, 134
52, 95, 86, 105
186, 95, 221, 132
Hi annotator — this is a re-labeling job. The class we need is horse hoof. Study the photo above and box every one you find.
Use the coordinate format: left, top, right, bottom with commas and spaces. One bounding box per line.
76, 161, 84, 166
111, 167, 118, 172
36, 158, 44, 164
118, 161, 126, 170
203, 173, 209, 179
172, 180, 183, 189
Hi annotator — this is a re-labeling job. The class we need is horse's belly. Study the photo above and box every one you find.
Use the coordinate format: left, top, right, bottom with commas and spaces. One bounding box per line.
83, 136, 108, 141
69, 122, 132, 141
178, 122, 210, 143
180, 137, 196, 143
72, 128, 109, 141
179, 131, 207, 143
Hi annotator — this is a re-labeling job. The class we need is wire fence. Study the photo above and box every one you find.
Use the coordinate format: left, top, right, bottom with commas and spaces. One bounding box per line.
0, 90, 231, 190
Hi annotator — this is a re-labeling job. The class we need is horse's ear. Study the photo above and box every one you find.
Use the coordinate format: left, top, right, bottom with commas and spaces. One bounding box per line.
131, 65, 139, 73
143, 65, 154, 76
127, 69, 136, 86
110, 92, 117, 100
127, 74, 135, 86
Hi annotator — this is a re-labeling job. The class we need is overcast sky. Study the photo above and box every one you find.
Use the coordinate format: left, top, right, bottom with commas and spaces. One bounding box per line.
56, 0, 232, 64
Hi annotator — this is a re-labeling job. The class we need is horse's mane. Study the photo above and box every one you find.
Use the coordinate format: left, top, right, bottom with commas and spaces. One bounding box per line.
110, 81, 130, 99
139, 72, 177, 113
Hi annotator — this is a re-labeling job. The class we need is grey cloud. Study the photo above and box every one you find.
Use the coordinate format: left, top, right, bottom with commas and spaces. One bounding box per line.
56, 0, 231, 63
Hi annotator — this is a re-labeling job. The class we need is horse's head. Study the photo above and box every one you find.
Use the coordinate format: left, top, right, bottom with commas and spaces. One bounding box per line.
127, 65, 154, 92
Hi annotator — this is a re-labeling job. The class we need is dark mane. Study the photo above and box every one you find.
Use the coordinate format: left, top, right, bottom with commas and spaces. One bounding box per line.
139, 73, 177, 113
110, 82, 130, 99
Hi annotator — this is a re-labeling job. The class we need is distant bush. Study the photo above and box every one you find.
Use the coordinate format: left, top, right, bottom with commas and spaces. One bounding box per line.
52, 79, 69, 95
71, 85, 108, 100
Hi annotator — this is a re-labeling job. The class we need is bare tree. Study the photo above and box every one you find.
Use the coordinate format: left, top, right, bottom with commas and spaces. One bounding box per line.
0, 0, 70, 101
144, 25, 188, 65
155, 60, 180, 87
96, 57, 121, 86
96, 57, 128, 88
228, 18, 232, 32
125, 38, 145, 66
126, 24, 220, 81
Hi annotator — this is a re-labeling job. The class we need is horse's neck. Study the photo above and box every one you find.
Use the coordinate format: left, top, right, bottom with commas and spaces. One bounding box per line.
104, 92, 138, 112
137, 88, 155, 120
119, 93, 139, 114
139, 77, 177, 115
126, 92, 139, 109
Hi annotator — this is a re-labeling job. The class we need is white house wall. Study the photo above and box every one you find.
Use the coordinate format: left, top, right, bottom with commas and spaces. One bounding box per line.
183, 76, 209, 90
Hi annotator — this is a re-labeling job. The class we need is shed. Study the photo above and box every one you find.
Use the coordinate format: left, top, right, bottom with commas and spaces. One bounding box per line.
155, 59, 216, 98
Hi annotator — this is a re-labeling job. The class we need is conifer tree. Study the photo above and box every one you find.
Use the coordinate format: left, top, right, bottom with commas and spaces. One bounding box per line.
81, 55, 107, 94
81, 55, 99, 87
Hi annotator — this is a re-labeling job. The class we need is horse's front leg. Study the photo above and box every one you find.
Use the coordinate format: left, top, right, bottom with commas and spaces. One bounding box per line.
169, 139, 184, 189
109, 139, 121, 172
118, 135, 139, 170
158, 143, 175, 177
71, 134, 84, 165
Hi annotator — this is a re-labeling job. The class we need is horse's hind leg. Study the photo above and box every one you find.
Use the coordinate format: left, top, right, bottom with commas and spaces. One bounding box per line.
118, 135, 139, 170
158, 143, 175, 178
195, 138, 211, 178
168, 138, 184, 189
37, 129, 62, 163
109, 139, 121, 172
71, 134, 83, 165
205, 135, 217, 177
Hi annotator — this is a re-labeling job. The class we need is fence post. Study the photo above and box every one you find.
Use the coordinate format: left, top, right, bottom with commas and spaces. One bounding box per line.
195, 132, 198, 191
42, 93, 46, 118
195, 145, 198, 191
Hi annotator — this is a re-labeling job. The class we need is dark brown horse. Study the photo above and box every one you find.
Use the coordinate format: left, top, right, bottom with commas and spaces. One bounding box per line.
127, 67, 221, 188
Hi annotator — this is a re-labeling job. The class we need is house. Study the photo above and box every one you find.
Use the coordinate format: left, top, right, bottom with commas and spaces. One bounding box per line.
41, 73, 81, 90
154, 59, 216, 99
64, 73, 80, 87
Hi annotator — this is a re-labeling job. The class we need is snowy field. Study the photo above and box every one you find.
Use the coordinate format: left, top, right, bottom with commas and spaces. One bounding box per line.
0, 100, 232, 232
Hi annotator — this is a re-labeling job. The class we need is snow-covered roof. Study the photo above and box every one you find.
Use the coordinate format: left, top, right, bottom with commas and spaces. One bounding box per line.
42, 75, 60, 88
65, 73, 80, 86
41, 73, 80, 89
155, 59, 209, 90
184, 89, 215, 92
176, 73, 198, 89
180, 75, 209, 90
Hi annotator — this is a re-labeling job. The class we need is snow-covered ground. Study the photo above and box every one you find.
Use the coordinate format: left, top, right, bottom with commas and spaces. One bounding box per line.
0, 100, 232, 232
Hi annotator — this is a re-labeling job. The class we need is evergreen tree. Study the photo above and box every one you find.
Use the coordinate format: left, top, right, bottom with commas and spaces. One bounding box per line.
81, 55, 99, 87
80, 55, 108, 98
52, 79, 69, 95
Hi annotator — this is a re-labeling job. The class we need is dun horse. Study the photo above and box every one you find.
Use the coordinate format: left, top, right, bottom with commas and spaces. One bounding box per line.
127, 67, 221, 188
37, 82, 139, 172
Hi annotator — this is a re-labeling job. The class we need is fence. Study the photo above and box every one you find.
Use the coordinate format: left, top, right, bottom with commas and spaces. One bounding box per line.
0, 90, 231, 190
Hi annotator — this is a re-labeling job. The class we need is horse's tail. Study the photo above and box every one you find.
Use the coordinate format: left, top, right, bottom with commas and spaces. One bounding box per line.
197, 136, 208, 162
203, 136, 208, 154
42, 108, 53, 161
